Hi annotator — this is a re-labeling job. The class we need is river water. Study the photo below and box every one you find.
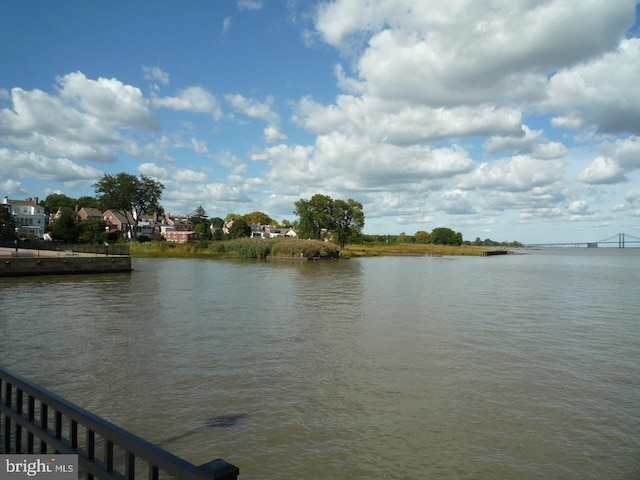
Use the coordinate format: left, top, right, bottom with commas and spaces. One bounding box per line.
1, 249, 639, 479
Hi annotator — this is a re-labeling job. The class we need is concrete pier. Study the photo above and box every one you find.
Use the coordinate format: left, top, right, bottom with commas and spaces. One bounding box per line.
0, 248, 131, 277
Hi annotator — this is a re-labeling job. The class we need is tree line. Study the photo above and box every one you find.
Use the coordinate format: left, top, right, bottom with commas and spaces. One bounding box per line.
2, 171, 520, 247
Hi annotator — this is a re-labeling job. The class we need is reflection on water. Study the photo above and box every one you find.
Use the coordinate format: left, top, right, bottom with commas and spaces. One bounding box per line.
1, 250, 639, 479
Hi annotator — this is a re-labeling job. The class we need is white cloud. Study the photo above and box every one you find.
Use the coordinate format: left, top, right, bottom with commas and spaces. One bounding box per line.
484, 125, 567, 159
225, 94, 279, 124
295, 95, 522, 145
57, 72, 160, 129
546, 38, 640, 135
223, 17, 232, 35
0, 179, 24, 196
238, 0, 263, 11
142, 66, 170, 85
0, 148, 103, 184
599, 135, 640, 170
458, 156, 564, 192
436, 189, 476, 215
318, 0, 636, 106
190, 137, 209, 154
0, 73, 159, 162
153, 87, 223, 120
576, 156, 626, 184
568, 200, 592, 215
138, 162, 169, 178
264, 125, 288, 143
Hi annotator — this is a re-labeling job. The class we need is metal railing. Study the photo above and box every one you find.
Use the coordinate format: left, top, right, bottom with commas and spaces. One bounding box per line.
1, 366, 239, 479
0, 241, 130, 256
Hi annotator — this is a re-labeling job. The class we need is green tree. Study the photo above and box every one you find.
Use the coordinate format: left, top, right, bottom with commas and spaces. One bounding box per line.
431, 227, 463, 246
243, 211, 274, 225
294, 194, 364, 247
94, 173, 164, 238
51, 208, 79, 243
40, 193, 76, 215
332, 198, 364, 248
227, 218, 251, 239
0, 207, 17, 240
77, 195, 100, 209
293, 194, 335, 240
79, 217, 107, 243
194, 223, 211, 239
191, 205, 208, 226
415, 230, 431, 244
225, 213, 242, 223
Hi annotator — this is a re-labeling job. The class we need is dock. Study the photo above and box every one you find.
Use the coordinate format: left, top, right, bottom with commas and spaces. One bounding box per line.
0, 247, 132, 277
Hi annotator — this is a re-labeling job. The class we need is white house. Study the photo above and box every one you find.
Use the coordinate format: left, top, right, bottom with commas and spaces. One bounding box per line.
1, 197, 47, 239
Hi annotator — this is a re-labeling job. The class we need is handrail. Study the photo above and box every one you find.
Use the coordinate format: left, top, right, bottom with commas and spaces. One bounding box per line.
1, 366, 239, 479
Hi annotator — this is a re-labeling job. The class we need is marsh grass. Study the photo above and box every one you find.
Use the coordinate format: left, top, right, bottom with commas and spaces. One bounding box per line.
130, 239, 494, 259
130, 238, 341, 259
340, 243, 493, 257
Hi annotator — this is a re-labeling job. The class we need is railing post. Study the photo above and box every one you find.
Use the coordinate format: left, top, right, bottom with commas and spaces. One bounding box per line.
197, 458, 240, 480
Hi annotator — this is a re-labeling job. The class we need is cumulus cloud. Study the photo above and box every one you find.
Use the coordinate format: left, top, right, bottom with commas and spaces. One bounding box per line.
484, 125, 567, 159
153, 87, 223, 120
225, 94, 279, 124
317, 0, 636, 106
57, 72, 160, 129
0, 148, 102, 184
436, 189, 476, 215
546, 38, 640, 135
458, 156, 564, 192
142, 66, 170, 85
264, 125, 288, 143
576, 156, 626, 184
0, 72, 161, 163
294, 95, 522, 145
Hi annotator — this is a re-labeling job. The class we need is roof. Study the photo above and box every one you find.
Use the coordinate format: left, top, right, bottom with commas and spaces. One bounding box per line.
79, 207, 103, 218
104, 210, 135, 224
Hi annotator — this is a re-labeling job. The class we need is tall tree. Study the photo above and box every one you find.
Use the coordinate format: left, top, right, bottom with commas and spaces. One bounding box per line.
242, 211, 274, 225
332, 198, 364, 248
431, 227, 463, 246
294, 194, 334, 240
227, 218, 251, 238
191, 205, 208, 225
0, 207, 17, 240
94, 173, 164, 237
51, 208, 79, 243
77, 195, 100, 209
294, 194, 365, 247
40, 193, 76, 215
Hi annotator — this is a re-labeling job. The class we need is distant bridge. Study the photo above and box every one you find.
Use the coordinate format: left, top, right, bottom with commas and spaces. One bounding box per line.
526, 233, 640, 248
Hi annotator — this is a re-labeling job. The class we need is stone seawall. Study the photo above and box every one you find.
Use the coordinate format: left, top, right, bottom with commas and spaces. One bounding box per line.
1, 256, 132, 277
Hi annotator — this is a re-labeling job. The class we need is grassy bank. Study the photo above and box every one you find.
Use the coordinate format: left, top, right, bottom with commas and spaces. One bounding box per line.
341, 243, 495, 257
131, 238, 498, 259
130, 238, 341, 259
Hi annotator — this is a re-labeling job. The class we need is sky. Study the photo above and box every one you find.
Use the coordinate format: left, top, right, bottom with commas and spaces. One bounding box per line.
1, 0, 640, 244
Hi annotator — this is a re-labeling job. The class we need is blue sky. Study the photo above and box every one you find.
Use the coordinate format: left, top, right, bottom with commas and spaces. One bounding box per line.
2, 0, 640, 243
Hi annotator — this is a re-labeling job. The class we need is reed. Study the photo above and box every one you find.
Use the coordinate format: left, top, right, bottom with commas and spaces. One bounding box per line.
130, 238, 341, 259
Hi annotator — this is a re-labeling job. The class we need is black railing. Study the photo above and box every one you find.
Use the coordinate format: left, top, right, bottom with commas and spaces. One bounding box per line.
1, 367, 239, 479
0, 241, 130, 256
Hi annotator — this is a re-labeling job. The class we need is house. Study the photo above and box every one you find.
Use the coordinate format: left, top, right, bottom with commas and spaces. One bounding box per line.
163, 231, 203, 243
103, 210, 135, 238
249, 223, 298, 239
77, 207, 103, 222
164, 213, 193, 231
1, 196, 46, 239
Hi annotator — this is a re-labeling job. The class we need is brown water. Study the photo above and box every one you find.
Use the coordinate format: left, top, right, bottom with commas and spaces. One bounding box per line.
1, 249, 639, 479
